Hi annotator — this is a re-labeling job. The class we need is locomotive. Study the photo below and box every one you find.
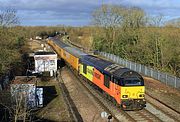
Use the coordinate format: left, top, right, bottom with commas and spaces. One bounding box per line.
47, 37, 146, 110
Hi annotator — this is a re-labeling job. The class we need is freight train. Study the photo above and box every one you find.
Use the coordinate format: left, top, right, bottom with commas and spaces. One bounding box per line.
47, 37, 146, 110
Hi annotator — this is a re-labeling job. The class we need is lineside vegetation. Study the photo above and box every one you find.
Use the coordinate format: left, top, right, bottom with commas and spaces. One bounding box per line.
0, 5, 179, 78
90, 5, 180, 77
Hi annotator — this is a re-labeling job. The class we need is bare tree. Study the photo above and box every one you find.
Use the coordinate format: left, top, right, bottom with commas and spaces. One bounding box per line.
92, 5, 123, 28
0, 8, 19, 27
92, 5, 146, 29
148, 14, 164, 27
0, 84, 36, 122
11, 84, 36, 121
91, 5, 146, 52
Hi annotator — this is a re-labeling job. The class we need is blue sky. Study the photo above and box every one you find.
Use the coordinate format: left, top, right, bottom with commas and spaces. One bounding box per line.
0, 0, 180, 26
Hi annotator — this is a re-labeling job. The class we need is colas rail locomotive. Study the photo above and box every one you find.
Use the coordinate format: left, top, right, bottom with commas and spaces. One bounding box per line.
47, 37, 146, 110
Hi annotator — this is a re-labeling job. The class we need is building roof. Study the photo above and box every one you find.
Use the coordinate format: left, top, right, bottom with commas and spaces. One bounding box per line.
11, 76, 36, 84
35, 51, 56, 55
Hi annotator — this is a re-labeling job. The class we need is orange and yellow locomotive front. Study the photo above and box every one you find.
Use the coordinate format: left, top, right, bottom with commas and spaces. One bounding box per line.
120, 85, 146, 110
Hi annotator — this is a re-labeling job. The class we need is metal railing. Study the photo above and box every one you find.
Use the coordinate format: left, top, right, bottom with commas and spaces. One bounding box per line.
98, 51, 180, 88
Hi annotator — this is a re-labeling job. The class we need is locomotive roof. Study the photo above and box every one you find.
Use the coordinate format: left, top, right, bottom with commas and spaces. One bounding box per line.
81, 55, 142, 79
113, 68, 142, 79
81, 55, 114, 74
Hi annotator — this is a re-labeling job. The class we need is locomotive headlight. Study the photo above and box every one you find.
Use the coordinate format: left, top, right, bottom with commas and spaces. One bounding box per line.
139, 94, 144, 97
122, 95, 128, 98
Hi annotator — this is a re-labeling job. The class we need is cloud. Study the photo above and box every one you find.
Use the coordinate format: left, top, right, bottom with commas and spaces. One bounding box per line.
0, 0, 99, 11
0, 0, 96, 26
0, 0, 180, 26
119, 0, 180, 18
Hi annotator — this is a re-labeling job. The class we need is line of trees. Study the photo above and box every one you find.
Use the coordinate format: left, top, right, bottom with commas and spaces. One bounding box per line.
0, 6, 179, 78
0, 9, 65, 76
0, 9, 22, 75
91, 5, 180, 77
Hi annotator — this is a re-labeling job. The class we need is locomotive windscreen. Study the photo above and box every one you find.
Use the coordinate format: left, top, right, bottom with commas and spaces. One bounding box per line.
121, 78, 144, 86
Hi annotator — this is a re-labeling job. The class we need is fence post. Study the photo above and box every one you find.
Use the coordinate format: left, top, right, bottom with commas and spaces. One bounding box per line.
121, 58, 123, 65
145, 66, 147, 76
175, 76, 177, 88
157, 71, 160, 80
117, 57, 120, 64
139, 64, 141, 73
126, 60, 128, 67
165, 74, 168, 85
116, 56, 118, 63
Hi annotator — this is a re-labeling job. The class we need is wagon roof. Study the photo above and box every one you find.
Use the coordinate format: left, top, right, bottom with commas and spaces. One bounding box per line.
64, 47, 87, 58
53, 38, 70, 48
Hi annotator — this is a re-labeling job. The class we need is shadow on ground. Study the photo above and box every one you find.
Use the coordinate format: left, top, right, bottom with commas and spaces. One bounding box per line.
32, 86, 58, 121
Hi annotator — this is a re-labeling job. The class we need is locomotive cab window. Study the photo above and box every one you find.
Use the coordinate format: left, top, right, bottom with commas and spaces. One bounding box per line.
114, 78, 121, 86
104, 74, 110, 88
122, 78, 144, 86
83, 64, 87, 74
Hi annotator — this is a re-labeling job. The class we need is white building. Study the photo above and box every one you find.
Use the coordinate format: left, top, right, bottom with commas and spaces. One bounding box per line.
34, 51, 57, 77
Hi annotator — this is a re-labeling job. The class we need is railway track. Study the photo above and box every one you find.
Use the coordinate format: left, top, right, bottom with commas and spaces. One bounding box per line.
125, 93, 180, 122
127, 109, 162, 122
64, 66, 180, 122
145, 93, 180, 121
146, 93, 180, 114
